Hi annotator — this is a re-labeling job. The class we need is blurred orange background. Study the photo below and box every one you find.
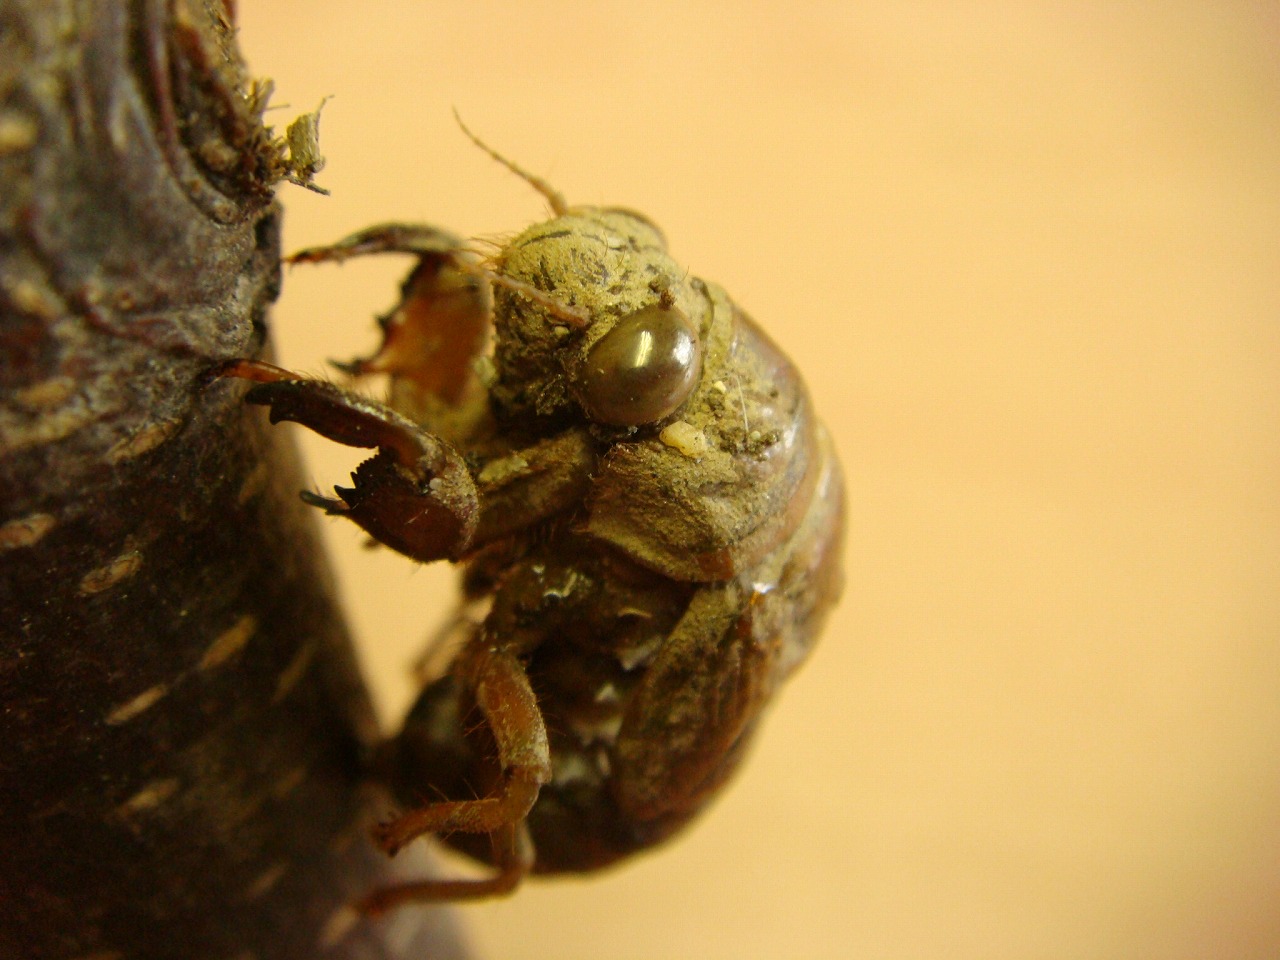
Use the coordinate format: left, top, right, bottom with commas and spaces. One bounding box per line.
239, 3, 1279, 958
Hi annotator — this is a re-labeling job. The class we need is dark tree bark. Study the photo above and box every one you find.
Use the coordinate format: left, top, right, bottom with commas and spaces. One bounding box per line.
0, 2, 464, 957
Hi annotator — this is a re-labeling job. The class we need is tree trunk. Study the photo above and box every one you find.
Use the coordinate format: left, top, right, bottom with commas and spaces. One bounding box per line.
0, 2, 464, 957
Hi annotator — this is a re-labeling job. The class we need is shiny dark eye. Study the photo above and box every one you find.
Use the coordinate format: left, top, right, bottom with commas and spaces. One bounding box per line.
575, 305, 702, 426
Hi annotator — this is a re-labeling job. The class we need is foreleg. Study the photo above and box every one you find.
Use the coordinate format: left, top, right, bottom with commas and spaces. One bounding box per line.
219, 359, 478, 563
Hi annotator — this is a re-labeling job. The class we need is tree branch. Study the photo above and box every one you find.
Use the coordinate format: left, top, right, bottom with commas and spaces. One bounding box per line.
0, 2, 463, 956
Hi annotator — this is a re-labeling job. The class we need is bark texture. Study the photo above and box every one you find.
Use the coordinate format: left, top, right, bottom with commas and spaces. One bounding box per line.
0, 2, 463, 957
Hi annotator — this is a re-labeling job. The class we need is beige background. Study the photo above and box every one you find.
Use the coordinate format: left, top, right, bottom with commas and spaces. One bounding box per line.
239, 3, 1279, 958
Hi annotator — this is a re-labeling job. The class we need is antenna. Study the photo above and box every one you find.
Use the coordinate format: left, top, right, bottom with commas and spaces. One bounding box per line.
456, 260, 589, 328
453, 109, 569, 217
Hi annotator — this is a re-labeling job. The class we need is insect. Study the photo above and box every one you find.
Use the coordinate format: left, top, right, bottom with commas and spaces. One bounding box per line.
222, 122, 844, 912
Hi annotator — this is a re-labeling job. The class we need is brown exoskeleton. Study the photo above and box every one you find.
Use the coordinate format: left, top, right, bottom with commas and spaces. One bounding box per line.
223, 124, 844, 912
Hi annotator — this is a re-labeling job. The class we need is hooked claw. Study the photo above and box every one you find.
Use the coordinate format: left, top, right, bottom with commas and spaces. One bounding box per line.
220, 360, 480, 563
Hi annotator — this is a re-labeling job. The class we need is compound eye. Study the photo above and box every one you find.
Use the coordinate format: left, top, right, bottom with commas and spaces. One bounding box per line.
576, 305, 702, 426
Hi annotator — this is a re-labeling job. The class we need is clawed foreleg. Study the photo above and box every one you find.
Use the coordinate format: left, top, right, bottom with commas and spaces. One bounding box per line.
218, 359, 479, 563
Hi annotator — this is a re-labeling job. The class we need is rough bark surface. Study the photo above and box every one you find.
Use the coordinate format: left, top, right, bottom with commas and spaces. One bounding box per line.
0, 2, 463, 957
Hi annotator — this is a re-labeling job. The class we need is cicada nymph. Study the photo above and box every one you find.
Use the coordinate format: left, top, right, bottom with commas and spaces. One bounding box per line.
222, 121, 844, 912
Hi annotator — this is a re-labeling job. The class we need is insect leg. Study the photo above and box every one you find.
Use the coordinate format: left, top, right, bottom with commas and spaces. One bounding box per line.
289, 224, 492, 414
218, 360, 479, 562
357, 822, 534, 912
372, 644, 552, 854
286, 223, 465, 265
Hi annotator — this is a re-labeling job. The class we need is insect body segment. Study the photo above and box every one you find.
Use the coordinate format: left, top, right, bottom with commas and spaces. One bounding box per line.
225, 172, 844, 911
